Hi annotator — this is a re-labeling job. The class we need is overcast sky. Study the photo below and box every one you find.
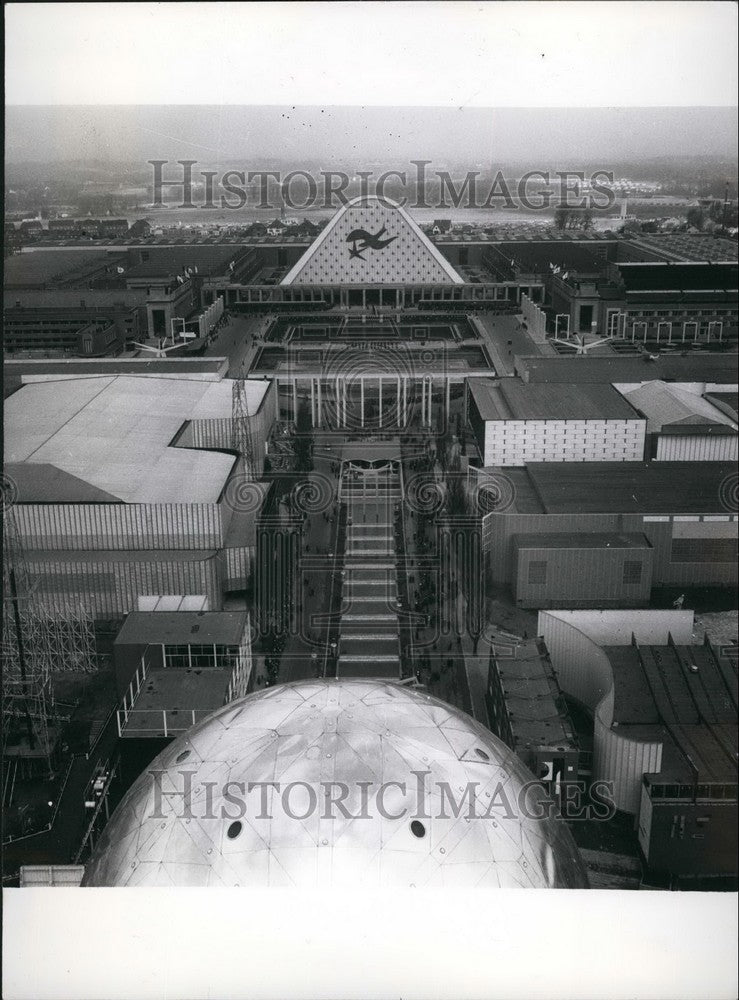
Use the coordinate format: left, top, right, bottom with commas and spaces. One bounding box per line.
5, 105, 737, 164
5, 1, 738, 107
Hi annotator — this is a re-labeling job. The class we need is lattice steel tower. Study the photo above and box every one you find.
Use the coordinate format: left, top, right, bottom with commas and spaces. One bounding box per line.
2, 506, 97, 766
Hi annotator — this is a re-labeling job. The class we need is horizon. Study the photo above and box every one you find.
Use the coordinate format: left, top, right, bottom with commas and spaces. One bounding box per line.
5, 105, 738, 166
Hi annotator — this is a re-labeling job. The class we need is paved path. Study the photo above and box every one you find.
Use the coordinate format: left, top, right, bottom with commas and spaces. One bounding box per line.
204, 312, 272, 376
3, 707, 120, 877
475, 313, 556, 375
397, 435, 544, 722
271, 444, 344, 685
453, 579, 540, 726
398, 445, 472, 714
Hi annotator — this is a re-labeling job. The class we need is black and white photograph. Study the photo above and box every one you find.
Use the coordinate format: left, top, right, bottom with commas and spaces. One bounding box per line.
2, 2, 738, 997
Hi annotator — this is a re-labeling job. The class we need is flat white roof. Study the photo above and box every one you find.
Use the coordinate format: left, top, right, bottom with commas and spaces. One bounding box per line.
4, 375, 270, 504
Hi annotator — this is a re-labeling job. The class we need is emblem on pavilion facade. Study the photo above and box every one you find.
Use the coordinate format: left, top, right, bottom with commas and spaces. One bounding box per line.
346, 226, 398, 260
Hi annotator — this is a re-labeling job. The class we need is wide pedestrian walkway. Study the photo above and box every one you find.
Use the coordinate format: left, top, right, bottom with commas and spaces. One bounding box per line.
334, 458, 403, 679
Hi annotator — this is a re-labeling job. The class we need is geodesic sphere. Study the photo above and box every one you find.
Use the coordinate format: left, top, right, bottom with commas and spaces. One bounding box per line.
83, 680, 588, 888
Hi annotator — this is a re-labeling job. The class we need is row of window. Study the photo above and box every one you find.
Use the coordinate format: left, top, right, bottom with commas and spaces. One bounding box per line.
607, 315, 736, 335
490, 430, 643, 438
649, 782, 737, 801
165, 643, 241, 656
163, 643, 244, 671
5, 336, 78, 347
491, 440, 641, 450
629, 310, 732, 319
493, 449, 639, 461
644, 515, 737, 523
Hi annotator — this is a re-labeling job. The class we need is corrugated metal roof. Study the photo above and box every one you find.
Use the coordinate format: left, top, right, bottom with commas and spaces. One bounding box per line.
603, 643, 738, 783
703, 392, 739, 422
602, 646, 661, 724
619, 380, 738, 433
493, 639, 576, 751
24, 548, 218, 564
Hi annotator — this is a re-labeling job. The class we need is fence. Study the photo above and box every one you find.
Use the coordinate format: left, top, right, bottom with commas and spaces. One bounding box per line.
2, 754, 75, 846
116, 707, 212, 739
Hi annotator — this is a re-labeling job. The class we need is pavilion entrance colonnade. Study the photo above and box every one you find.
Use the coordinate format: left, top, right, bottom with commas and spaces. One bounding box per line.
288, 375, 455, 429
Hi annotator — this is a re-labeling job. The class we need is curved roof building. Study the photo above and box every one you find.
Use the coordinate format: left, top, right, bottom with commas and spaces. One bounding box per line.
4, 374, 269, 503
83, 679, 588, 887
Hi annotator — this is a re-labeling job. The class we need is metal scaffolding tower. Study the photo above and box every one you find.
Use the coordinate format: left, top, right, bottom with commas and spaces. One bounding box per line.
2, 507, 97, 763
231, 379, 257, 480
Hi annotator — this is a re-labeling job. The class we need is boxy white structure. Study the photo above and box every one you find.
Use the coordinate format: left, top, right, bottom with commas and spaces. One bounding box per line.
468, 378, 646, 466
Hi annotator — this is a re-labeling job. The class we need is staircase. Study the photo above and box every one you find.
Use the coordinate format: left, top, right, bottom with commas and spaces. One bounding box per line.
335, 462, 403, 679
338, 314, 401, 339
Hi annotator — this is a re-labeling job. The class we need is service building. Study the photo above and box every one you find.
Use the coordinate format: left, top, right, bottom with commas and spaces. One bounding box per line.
468, 377, 646, 466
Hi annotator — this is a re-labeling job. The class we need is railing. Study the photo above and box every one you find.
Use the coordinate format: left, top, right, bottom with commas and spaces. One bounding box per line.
116, 708, 210, 739
2, 759, 18, 810
116, 654, 215, 738
116, 656, 148, 737
225, 649, 253, 703
323, 503, 347, 679
2, 754, 75, 846
86, 704, 117, 759
75, 755, 120, 864
396, 476, 416, 678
